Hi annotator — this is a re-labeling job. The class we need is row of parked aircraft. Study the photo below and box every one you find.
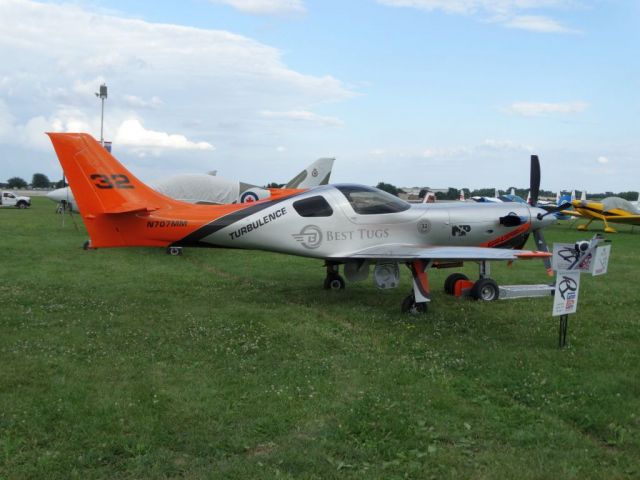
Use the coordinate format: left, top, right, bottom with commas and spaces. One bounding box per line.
465, 187, 640, 233
48, 145, 640, 241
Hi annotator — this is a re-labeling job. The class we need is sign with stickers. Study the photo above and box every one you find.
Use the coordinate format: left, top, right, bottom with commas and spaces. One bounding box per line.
551, 243, 611, 276
551, 243, 591, 272
591, 244, 611, 276
552, 270, 581, 316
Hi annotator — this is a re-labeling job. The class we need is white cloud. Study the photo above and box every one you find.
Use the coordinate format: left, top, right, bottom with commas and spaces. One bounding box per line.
597, 156, 609, 164
504, 15, 579, 33
377, 0, 578, 33
123, 95, 163, 109
0, 102, 95, 150
207, 0, 305, 15
480, 138, 534, 151
422, 138, 532, 158
276, 145, 286, 152
260, 109, 344, 126
115, 119, 214, 152
505, 101, 589, 117
0, 100, 15, 141
423, 145, 472, 158
0, 0, 353, 178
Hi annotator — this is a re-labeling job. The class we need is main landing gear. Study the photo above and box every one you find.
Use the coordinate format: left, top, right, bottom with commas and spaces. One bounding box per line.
577, 217, 617, 234
401, 293, 428, 314
322, 260, 500, 314
323, 262, 345, 290
401, 260, 432, 314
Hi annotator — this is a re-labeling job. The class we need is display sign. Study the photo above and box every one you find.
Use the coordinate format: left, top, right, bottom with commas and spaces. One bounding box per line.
552, 270, 581, 316
551, 243, 592, 272
592, 244, 611, 276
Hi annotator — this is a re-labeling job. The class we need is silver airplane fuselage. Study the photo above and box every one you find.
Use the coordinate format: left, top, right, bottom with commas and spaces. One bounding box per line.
175, 184, 554, 259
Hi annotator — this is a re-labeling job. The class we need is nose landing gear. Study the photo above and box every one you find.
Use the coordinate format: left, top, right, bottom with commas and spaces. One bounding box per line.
323, 262, 345, 290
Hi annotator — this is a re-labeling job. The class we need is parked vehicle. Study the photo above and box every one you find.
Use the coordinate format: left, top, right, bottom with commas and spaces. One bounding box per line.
0, 191, 31, 208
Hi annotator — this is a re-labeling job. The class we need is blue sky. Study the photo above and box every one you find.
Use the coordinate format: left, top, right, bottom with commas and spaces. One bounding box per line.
0, 0, 638, 191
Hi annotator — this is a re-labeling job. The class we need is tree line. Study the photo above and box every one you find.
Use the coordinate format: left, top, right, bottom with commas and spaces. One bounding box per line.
375, 183, 639, 202
2, 174, 66, 190
2, 175, 637, 202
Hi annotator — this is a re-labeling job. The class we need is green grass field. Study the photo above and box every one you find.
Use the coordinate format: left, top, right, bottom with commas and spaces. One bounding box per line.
2, 197, 639, 479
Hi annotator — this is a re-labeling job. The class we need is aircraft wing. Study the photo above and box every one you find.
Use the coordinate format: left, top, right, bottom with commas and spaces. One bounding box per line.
562, 210, 583, 217
601, 214, 640, 224
333, 244, 550, 262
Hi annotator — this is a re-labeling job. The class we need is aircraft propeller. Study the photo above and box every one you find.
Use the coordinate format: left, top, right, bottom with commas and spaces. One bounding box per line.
525, 155, 556, 274
528, 155, 540, 207
536, 201, 572, 219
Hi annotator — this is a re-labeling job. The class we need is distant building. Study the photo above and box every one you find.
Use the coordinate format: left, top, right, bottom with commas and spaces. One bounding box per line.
398, 187, 447, 202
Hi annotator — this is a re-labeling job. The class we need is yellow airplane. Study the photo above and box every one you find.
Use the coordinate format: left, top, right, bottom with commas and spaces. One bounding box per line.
571, 197, 640, 233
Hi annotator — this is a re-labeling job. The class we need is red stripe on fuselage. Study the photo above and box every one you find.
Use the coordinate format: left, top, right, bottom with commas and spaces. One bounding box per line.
480, 223, 531, 248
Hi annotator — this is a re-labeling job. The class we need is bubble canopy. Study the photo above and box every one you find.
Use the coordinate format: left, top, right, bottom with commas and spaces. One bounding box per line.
334, 184, 410, 215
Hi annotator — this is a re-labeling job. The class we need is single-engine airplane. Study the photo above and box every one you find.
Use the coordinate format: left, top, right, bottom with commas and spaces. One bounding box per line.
46, 156, 334, 212
571, 196, 640, 233
48, 133, 562, 313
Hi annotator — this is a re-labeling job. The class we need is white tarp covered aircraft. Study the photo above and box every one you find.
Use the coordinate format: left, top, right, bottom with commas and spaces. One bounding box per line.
48, 133, 563, 313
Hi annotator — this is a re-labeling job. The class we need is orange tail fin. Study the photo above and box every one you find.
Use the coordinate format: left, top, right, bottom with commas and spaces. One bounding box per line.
47, 133, 190, 247
47, 133, 179, 215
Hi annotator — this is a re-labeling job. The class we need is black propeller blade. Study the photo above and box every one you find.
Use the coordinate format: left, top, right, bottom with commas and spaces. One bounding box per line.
533, 229, 552, 273
536, 201, 572, 220
529, 155, 540, 206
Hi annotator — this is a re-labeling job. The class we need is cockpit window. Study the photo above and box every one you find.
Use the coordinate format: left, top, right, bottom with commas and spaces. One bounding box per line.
293, 195, 333, 217
335, 185, 410, 214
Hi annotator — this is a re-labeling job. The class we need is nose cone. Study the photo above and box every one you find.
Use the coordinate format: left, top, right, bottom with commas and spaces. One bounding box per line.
531, 206, 557, 230
46, 188, 66, 203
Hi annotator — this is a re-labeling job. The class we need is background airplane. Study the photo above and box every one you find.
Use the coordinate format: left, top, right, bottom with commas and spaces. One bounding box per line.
571, 196, 640, 233
471, 188, 528, 204
47, 157, 334, 212
48, 133, 562, 314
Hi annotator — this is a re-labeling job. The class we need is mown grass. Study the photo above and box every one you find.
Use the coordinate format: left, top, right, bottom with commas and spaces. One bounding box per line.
1, 198, 639, 479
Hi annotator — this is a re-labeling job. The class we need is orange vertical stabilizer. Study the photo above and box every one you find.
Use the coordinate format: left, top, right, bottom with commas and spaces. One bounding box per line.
47, 133, 214, 248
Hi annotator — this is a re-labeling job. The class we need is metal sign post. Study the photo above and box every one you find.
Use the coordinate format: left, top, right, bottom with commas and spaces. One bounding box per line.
558, 314, 569, 348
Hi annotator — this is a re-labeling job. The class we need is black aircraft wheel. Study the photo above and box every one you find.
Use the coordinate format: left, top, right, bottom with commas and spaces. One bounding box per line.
444, 273, 469, 295
82, 240, 92, 250
401, 294, 428, 315
323, 274, 345, 291
471, 278, 499, 302
167, 246, 183, 256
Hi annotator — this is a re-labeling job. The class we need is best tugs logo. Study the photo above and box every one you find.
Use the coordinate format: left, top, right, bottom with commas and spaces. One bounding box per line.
292, 225, 323, 249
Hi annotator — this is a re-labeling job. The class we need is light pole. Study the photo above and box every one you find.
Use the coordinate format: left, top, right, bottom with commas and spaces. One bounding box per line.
95, 83, 108, 145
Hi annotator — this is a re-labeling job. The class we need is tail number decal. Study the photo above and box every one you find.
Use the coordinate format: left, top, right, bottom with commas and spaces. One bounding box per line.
90, 174, 134, 189
147, 220, 188, 228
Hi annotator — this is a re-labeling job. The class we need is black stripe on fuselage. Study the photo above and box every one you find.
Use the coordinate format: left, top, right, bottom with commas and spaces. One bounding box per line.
173, 193, 302, 247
